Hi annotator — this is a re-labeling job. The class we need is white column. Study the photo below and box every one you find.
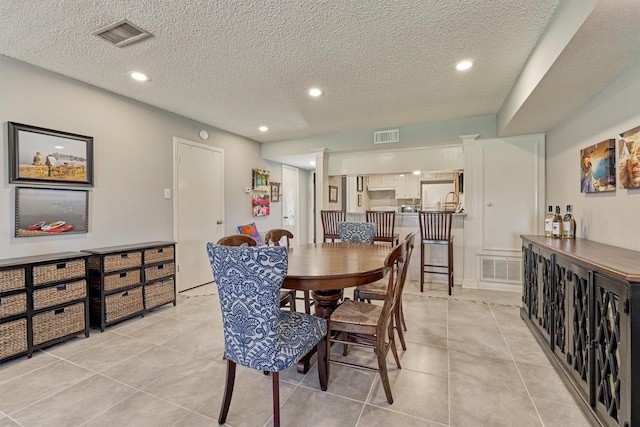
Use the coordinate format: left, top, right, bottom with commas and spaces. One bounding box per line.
461, 134, 480, 289
314, 150, 329, 243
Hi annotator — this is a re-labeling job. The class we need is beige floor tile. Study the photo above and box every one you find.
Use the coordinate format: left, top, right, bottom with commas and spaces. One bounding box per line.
358, 404, 445, 426
11, 374, 136, 427
403, 321, 449, 348
504, 334, 552, 366
279, 385, 365, 427
449, 350, 527, 394
160, 322, 225, 360
491, 305, 533, 337
368, 369, 449, 425
397, 342, 448, 378
193, 367, 296, 426
0, 360, 93, 414
517, 362, 578, 406
172, 411, 218, 427
83, 390, 189, 427
447, 323, 512, 360
301, 361, 376, 402
100, 345, 194, 389
65, 334, 154, 373
402, 302, 448, 327
142, 357, 226, 410
0, 351, 58, 384
449, 378, 541, 427
40, 330, 119, 359
120, 316, 205, 345
533, 398, 593, 427
0, 415, 20, 427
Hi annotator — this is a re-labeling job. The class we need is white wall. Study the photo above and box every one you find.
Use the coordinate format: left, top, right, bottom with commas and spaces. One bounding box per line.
546, 64, 640, 251
0, 56, 288, 259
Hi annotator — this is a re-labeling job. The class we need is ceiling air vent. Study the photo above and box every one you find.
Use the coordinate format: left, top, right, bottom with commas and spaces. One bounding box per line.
93, 19, 152, 47
373, 129, 399, 144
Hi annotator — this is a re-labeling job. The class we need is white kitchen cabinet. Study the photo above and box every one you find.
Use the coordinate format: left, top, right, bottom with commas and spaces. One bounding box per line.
367, 174, 395, 190
346, 176, 369, 213
395, 174, 420, 199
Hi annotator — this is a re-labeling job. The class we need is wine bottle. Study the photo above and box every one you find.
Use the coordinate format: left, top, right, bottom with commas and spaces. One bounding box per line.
563, 205, 576, 239
544, 205, 554, 238
552, 206, 562, 238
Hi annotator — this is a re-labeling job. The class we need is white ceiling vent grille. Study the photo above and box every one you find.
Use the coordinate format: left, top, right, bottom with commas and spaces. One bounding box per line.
93, 19, 152, 47
373, 129, 399, 144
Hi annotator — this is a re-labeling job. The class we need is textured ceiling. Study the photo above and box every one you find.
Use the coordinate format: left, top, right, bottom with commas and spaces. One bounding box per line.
0, 0, 637, 150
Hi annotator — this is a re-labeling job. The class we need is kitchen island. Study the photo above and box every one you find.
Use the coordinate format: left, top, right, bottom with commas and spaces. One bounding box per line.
346, 212, 465, 286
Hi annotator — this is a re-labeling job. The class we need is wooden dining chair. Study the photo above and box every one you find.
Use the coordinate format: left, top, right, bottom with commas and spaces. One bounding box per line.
321, 210, 345, 242
217, 234, 296, 310
207, 244, 327, 427
353, 233, 415, 350
365, 210, 399, 246
336, 222, 376, 243
326, 235, 409, 404
418, 211, 454, 294
265, 228, 313, 314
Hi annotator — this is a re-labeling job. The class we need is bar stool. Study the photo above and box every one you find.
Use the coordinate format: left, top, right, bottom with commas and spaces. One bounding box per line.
418, 211, 454, 295
365, 210, 399, 246
321, 210, 345, 242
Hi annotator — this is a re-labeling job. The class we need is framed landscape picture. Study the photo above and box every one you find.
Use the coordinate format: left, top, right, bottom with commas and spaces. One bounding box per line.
252, 168, 270, 192
15, 187, 89, 237
8, 122, 94, 186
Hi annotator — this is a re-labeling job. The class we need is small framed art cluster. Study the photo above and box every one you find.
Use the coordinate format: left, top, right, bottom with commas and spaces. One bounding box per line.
7, 122, 93, 237
251, 168, 270, 216
580, 125, 640, 193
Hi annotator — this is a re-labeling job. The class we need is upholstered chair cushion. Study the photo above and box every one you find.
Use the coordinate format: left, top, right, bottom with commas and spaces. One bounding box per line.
207, 244, 327, 372
337, 222, 376, 243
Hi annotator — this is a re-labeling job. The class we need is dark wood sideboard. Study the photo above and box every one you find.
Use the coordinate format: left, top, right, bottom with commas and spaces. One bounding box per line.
521, 235, 640, 427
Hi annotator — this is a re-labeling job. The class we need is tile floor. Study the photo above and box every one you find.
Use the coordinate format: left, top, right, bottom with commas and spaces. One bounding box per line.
0, 281, 592, 427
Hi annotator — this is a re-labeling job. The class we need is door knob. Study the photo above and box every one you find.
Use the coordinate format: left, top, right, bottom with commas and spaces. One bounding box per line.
216, 220, 223, 224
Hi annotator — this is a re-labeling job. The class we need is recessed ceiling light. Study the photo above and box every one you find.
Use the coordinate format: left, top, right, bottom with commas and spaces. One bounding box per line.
130, 71, 149, 81
412, 170, 421, 175
310, 161, 316, 166
259, 126, 268, 132
308, 88, 323, 97
454, 60, 474, 71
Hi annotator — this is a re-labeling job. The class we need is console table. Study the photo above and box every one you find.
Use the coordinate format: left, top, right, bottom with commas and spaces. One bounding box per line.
521, 236, 640, 427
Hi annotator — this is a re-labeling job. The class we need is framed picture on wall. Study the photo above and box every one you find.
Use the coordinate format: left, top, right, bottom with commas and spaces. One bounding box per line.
580, 139, 615, 193
618, 125, 640, 189
271, 182, 281, 202
252, 168, 270, 192
8, 122, 94, 187
356, 176, 364, 192
329, 185, 338, 202
252, 192, 270, 216
15, 187, 89, 237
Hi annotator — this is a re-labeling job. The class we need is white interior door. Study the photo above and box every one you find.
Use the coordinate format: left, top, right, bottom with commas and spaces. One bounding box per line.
174, 138, 224, 291
282, 165, 300, 247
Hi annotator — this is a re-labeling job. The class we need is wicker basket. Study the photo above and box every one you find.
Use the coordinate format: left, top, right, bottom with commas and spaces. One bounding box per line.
99, 269, 141, 293
32, 259, 85, 286
144, 262, 175, 282
0, 268, 25, 292
144, 279, 175, 310
144, 246, 174, 264
33, 280, 87, 311
88, 251, 142, 273
32, 302, 85, 346
0, 318, 28, 360
98, 287, 143, 323
0, 292, 27, 319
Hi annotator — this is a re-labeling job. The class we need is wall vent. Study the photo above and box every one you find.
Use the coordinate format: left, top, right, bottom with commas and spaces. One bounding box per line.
93, 19, 152, 47
481, 256, 521, 284
373, 129, 399, 144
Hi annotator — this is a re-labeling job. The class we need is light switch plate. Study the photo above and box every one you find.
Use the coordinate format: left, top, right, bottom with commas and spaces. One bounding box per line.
164, 188, 171, 199
245, 187, 251, 194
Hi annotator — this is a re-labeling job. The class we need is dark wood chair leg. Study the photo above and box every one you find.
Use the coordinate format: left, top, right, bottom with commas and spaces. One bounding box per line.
420, 243, 425, 292
272, 372, 280, 427
219, 360, 236, 425
377, 342, 394, 404
395, 304, 407, 351
400, 300, 407, 331
448, 241, 453, 295
304, 290, 311, 314
389, 323, 401, 368
317, 337, 328, 391
289, 291, 296, 311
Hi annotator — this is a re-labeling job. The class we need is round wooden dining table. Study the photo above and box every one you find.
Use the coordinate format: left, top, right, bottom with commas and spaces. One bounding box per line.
283, 242, 391, 318
282, 242, 391, 373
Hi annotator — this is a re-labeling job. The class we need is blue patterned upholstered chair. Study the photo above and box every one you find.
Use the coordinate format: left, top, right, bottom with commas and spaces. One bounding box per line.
206, 243, 328, 427
336, 222, 376, 243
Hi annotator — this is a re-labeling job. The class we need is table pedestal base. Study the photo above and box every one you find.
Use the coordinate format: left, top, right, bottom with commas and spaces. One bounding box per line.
296, 289, 344, 374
